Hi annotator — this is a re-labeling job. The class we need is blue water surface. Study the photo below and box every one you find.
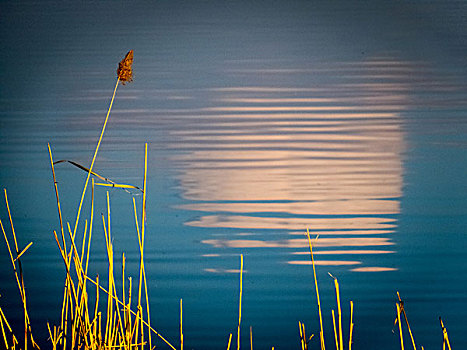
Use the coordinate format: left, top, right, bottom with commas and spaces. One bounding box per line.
1, 1, 466, 349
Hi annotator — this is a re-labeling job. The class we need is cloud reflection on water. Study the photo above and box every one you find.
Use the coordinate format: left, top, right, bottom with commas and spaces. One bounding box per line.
170, 56, 408, 271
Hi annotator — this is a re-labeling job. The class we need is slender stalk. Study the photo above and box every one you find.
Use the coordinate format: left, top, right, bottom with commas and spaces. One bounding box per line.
226, 333, 233, 350
85, 179, 95, 276
122, 253, 126, 335
396, 303, 404, 350
349, 301, 354, 350
48, 144, 67, 257
72, 77, 119, 241
397, 292, 417, 350
439, 317, 452, 350
237, 254, 244, 350
0, 306, 12, 349
299, 322, 304, 350
3, 190, 34, 350
135, 144, 150, 349
332, 310, 338, 350
306, 229, 325, 350
334, 278, 343, 350
249, 326, 253, 350
180, 299, 184, 350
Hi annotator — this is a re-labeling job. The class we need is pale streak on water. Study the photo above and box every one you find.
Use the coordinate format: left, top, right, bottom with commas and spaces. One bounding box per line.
167, 57, 406, 271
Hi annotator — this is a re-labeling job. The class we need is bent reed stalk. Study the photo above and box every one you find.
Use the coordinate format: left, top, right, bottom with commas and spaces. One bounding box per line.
0, 50, 458, 350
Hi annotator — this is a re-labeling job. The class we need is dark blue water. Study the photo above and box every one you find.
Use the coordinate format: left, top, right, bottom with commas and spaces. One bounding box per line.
1, 1, 467, 349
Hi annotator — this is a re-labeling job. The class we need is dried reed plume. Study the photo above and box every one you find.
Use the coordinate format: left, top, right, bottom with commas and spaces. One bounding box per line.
117, 50, 134, 84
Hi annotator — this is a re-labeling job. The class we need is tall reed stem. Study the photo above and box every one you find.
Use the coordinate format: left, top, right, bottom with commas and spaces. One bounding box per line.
439, 317, 452, 350
237, 254, 244, 350
306, 229, 325, 350
72, 78, 119, 239
396, 303, 404, 350
180, 299, 184, 350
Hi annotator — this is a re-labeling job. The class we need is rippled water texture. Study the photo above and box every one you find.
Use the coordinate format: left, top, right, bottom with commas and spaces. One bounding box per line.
1, 1, 467, 349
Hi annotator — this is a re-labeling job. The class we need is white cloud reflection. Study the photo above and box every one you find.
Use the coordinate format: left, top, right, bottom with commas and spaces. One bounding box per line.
170, 56, 409, 271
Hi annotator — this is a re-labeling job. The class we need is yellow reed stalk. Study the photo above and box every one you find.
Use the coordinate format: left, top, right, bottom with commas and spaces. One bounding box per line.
2, 191, 36, 350
439, 317, 452, 350
68, 185, 96, 349
0, 306, 13, 350
396, 303, 404, 350
349, 301, 354, 350
332, 309, 338, 350
14, 242, 33, 262
52, 225, 84, 350
250, 326, 253, 350
143, 262, 151, 350
298, 322, 303, 350
133, 306, 141, 349
71, 300, 79, 349
1, 219, 24, 301
93, 275, 100, 346
329, 273, 343, 350
306, 229, 325, 350
79, 188, 95, 346
396, 292, 416, 350
85, 180, 95, 277
110, 269, 127, 350
101, 212, 114, 345
109, 312, 118, 347
227, 333, 233, 350
60, 273, 69, 350
126, 277, 133, 346
122, 253, 126, 328
84, 275, 177, 350
139, 305, 144, 350
65, 223, 86, 293
46, 323, 60, 350
134, 144, 149, 349
79, 221, 88, 268
237, 254, 244, 350
71, 77, 119, 242
4, 190, 19, 254
299, 322, 310, 350
125, 293, 132, 345
143, 144, 150, 343
180, 299, 184, 350
98, 312, 102, 345
47, 143, 67, 258
304, 323, 311, 350
0, 318, 8, 350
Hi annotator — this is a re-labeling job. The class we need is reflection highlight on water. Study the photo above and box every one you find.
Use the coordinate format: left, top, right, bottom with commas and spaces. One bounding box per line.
167, 56, 408, 271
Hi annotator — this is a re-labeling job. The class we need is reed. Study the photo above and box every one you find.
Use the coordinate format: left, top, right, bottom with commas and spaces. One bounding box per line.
396, 303, 404, 350
348, 301, 354, 350
306, 229, 326, 350
180, 299, 184, 350
249, 326, 253, 350
439, 317, 452, 350
393, 292, 417, 350
237, 254, 244, 350
226, 333, 233, 350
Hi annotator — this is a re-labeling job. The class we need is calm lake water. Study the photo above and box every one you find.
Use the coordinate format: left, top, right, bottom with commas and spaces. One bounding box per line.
1, 1, 467, 349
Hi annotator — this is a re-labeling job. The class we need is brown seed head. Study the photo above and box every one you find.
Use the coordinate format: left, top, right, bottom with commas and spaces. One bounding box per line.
117, 50, 133, 84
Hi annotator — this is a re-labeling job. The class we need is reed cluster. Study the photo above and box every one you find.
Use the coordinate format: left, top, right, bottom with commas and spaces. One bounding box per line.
0, 51, 455, 350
